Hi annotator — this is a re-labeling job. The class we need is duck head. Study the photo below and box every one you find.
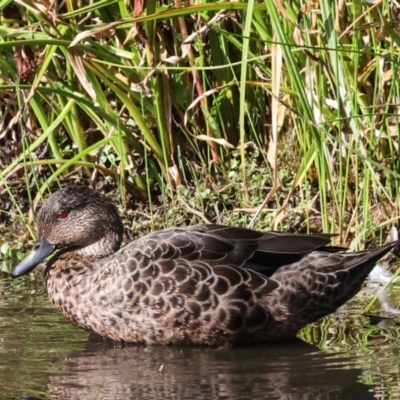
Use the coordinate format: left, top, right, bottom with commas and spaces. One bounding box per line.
11, 186, 124, 278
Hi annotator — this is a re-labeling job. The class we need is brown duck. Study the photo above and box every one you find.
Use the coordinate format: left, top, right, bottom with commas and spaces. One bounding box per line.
11, 186, 399, 345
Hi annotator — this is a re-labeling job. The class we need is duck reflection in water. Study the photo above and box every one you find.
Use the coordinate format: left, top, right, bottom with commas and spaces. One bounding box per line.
17, 338, 377, 400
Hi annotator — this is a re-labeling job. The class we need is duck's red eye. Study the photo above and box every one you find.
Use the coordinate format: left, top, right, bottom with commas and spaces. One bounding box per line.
57, 211, 68, 219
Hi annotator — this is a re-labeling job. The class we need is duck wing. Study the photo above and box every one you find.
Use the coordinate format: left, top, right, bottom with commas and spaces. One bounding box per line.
134, 224, 339, 272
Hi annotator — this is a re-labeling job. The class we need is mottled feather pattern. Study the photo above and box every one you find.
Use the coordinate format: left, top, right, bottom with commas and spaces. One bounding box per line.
46, 230, 278, 345
12, 186, 400, 346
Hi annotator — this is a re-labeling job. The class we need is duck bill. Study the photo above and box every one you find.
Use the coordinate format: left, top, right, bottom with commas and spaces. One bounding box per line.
11, 236, 55, 278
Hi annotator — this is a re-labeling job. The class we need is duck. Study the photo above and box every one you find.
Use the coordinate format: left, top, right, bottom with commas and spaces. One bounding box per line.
10, 185, 399, 346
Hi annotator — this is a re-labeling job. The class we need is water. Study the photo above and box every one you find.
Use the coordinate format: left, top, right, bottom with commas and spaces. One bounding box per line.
1, 266, 400, 399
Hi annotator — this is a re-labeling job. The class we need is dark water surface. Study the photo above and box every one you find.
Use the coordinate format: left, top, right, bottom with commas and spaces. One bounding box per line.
1, 263, 400, 400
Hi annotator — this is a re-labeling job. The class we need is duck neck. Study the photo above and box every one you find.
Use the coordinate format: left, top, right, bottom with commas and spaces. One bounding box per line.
44, 230, 121, 276
73, 231, 122, 257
